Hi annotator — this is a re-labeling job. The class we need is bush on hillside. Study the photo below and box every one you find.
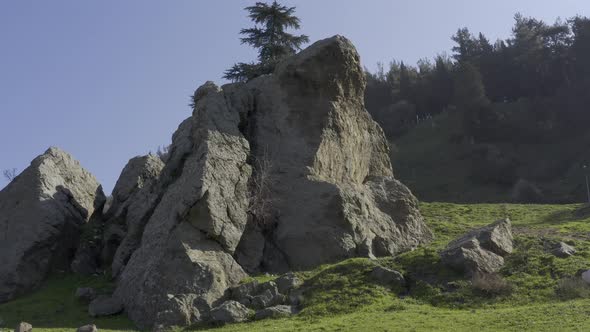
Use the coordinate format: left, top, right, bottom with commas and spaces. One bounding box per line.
555, 277, 590, 300
471, 272, 513, 297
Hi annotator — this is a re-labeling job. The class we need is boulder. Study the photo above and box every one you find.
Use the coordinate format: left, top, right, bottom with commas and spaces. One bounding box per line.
550, 242, 576, 258
75, 287, 97, 303
370, 266, 405, 288
14, 322, 32, 332
88, 295, 123, 317
441, 219, 513, 275
254, 305, 296, 320
0, 147, 105, 303
250, 282, 285, 309
582, 270, 590, 284
76, 324, 98, 332
275, 273, 302, 294
233, 35, 433, 272
210, 300, 251, 324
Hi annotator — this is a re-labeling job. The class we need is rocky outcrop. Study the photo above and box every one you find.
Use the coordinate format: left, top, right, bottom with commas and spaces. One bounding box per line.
71, 154, 164, 277
113, 82, 252, 329
441, 219, 513, 275
105, 154, 165, 277
233, 35, 433, 272
0, 147, 104, 303
108, 35, 432, 329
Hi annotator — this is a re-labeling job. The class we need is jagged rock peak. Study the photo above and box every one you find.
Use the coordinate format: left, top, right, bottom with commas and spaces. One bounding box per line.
0, 147, 104, 302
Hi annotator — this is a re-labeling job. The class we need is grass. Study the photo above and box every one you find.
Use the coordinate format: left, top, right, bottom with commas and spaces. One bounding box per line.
2, 202, 590, 331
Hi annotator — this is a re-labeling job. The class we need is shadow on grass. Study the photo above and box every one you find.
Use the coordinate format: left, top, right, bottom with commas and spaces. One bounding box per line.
0, 273, 136, 331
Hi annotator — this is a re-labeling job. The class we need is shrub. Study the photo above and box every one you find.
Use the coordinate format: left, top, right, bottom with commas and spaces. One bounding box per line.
471, 272, 513, 297
555, 277, 590, 300
248, 151, 276, 225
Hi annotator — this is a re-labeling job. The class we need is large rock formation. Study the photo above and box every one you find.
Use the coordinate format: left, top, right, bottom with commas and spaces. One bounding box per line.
233, 36, 433, 271
71, 154, 164, 276
0, 147, 104, 302
108, 35, 432, 329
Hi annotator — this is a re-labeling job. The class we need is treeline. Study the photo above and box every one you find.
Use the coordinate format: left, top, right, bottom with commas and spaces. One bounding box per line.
366, 14, 590, 142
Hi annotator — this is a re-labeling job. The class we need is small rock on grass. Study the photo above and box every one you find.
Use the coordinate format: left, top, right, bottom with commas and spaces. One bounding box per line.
76, 324, 98, 332
14, 322, 32, 332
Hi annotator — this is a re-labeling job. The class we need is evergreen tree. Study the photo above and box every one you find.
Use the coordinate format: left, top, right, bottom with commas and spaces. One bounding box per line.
224, 1, 309, 82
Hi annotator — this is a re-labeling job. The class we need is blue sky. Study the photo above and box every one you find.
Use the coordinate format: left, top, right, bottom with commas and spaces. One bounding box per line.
1, 0, 588, 193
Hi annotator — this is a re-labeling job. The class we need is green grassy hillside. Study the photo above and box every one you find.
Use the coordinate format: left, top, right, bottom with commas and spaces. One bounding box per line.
2, 202, 590, 332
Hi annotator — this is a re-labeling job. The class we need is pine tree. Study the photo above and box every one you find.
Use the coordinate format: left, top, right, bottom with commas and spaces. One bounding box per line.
224, 1, 309, 82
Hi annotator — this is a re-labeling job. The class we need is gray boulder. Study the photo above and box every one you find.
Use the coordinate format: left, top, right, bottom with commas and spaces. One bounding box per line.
254, 305, 296, 320
210, 300, 251, 324
88, 295, 123, 317
275, 273, 302, 294
14, 322, 32, 332
550, 242, 576, 258
0, 147, 105, 303
250, 282, 285, 309
370, 266, 405, 288
75, 287, 97, 303
76, 324, 97, 332
441, 219, 513, 275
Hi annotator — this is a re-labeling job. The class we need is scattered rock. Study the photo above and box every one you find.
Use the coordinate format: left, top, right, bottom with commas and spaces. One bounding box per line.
441, 219, 513, 275
88, 295, 124, 317
230, 281, 259, 302
550, 242, 576, 258
251, 287, 285, 310
254, 305, 296, 320
76, 324, 98, 332
210, 301, 251, 324
75, 287, 97, 303
275, 273, 302, 294
370, 266, 405, 287
0, 147, 105, 303
14, 322, 32, 332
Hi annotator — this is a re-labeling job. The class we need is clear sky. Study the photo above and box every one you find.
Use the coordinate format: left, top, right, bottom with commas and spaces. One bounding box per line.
1, 0, 588, 193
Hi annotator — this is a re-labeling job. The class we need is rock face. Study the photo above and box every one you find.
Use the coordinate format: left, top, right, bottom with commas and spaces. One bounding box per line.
104, 154, 165, 277
441, 219, 513, 275
0, 147, 104, 303
71, 154, 164, 277
105, 35, 432, 329
233, 35, 433, 272
113, 82, 251, 328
